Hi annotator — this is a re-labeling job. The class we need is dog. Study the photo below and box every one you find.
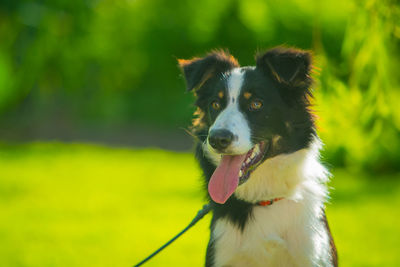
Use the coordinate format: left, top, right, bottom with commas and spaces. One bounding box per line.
178, 47, 337, 267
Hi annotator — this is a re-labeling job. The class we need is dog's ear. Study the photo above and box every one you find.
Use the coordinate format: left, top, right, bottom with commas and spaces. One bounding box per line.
256, 47, 312, 89
178, 50, 239, 92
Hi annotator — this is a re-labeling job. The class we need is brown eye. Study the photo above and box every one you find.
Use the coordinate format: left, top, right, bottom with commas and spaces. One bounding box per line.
250, 99, 263, 111
211, 100, 221, 110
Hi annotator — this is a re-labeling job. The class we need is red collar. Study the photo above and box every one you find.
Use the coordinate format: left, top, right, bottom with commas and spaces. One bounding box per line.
257, 197, 284, 206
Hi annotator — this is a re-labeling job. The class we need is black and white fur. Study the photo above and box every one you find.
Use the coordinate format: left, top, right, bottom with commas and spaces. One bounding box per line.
179, 48, 337, 267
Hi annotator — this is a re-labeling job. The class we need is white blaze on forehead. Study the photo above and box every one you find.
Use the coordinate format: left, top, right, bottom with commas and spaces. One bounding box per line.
208, 67, 252, 155
227, 68, 244, 103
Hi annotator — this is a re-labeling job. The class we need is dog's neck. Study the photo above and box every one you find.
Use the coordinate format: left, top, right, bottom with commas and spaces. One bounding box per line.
203, 138, 328, 205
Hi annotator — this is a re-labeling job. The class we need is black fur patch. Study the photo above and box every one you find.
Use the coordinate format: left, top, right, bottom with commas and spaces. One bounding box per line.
178, 50, 239, 92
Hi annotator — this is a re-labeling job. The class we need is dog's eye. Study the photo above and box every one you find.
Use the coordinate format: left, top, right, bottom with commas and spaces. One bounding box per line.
211, 100, 221, 110
249, 99, 263, 111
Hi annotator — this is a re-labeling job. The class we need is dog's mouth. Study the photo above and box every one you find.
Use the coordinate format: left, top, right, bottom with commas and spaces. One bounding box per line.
208, 141, 269, 204
238, 141, 269, 185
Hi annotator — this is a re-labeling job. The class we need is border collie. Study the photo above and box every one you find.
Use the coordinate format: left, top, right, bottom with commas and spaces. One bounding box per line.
178, 47, 337, 267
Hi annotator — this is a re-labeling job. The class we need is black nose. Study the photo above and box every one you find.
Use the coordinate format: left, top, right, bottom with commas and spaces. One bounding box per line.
208, 129, 234, 150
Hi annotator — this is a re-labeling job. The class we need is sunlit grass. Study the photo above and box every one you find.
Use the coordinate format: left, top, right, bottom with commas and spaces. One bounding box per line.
328, 170, 400, 266
0, 142, 399, 266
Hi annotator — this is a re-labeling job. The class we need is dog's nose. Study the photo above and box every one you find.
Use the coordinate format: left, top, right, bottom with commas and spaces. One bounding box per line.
208, 129, 234, 151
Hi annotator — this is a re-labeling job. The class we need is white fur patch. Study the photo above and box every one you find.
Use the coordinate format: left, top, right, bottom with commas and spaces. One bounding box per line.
234, 139, 328, 203
208, 68, 252, 156
226, 68, 243, 102
211, 140, 333, 267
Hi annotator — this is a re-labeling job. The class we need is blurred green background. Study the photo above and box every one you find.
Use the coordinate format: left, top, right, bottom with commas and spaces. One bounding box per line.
0, 0, 399, 266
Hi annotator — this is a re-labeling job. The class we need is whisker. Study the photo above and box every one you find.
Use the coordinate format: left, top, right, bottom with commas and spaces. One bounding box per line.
250, 135, 266, 141
179, 127, 201, 141
179, 127, 210, 142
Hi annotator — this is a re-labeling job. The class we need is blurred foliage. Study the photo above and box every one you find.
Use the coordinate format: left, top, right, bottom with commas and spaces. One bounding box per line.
0, 0, 399, 171
0, 142, 399, 266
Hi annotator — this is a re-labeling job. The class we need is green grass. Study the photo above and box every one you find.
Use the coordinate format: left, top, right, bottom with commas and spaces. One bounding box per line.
0, 142, 399, 266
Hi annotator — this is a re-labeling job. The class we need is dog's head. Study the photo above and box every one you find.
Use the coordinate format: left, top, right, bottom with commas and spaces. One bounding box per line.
179, 48, 315, 204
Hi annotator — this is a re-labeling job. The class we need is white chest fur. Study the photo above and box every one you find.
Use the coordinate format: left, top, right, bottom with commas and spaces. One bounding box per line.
209, 141, 333, 267
211, 195, 331, 267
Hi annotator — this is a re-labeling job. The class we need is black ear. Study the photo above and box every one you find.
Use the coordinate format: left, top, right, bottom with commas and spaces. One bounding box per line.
178, 50, 239, 91
256, 47, 313, 89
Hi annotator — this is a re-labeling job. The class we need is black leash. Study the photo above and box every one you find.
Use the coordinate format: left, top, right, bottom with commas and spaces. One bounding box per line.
133, 203, 212, 267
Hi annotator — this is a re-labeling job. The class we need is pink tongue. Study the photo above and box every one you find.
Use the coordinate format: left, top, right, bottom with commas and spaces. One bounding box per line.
208, 154, 247, 204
